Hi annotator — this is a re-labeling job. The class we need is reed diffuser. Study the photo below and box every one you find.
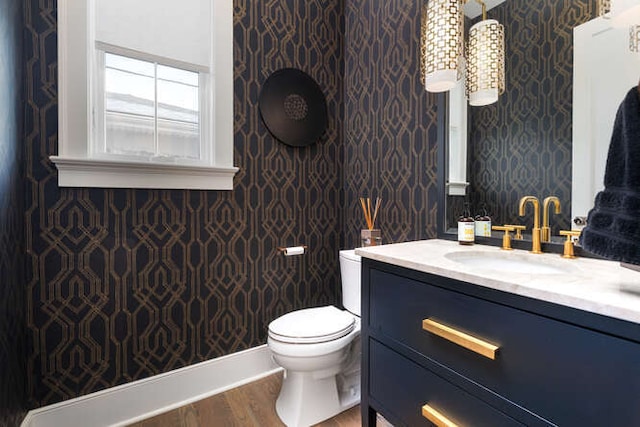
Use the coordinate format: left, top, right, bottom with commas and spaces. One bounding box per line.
359, 197, 382, 246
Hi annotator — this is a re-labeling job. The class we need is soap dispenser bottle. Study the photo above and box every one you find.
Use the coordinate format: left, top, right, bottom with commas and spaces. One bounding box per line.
474, 204, 492, 237
458, 202, 475, 245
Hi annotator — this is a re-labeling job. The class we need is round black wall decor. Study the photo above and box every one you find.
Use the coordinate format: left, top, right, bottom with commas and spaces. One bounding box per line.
259, 68, 328, 147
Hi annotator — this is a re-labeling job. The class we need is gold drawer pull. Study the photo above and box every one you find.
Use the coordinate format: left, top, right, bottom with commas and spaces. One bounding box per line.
422, 404, 460, 427
422, 319, 499, 360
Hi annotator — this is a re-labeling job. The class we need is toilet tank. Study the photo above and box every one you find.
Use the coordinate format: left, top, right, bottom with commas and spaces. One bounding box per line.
339, 249, 361, 316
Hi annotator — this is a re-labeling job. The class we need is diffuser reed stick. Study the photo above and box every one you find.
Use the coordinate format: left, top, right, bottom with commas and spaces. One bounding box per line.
372, 197, 381, 229
359, 197, 382, 230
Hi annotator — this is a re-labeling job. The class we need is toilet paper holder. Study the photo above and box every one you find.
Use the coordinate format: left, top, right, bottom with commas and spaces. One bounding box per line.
277, 246, 308, 256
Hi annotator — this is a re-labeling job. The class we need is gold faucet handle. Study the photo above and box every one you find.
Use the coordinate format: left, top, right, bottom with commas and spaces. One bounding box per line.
492, 225, 515, 251
505, 224, 526, 240
559, 230, 581, 259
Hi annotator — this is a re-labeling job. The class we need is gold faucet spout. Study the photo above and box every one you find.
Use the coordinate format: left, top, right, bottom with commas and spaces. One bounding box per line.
518, 196, 540, 228
518, 196, 542, 254
542, 196, 561, 243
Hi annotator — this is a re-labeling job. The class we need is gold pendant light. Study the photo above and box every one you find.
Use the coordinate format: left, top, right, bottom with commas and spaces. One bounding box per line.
599, 0, 612, 17
466, 2, 505, 106
599, 0, 640, 53
421, 0, 505, 106
631, 24, 640, 53
421, 0, 464, 92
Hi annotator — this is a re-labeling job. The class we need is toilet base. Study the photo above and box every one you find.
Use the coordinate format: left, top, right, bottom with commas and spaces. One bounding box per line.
275, 370, 359, 427
268, 312, 361, 427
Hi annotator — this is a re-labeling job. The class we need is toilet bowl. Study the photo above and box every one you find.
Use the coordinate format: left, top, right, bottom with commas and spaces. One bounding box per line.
267, 249, 361, 427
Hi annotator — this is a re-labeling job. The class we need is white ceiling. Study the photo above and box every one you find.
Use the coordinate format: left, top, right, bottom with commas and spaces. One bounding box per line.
464, 0, 507, 19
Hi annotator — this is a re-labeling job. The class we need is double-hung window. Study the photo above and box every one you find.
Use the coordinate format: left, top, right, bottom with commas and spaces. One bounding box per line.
53, 0, 237, 190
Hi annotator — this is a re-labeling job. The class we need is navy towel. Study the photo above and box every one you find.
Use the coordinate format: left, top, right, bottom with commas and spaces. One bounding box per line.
581, 85, 640, 264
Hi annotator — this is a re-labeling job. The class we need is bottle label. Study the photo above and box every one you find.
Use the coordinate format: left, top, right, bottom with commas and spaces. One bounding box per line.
475, 220, 491, 237
458, 222, 475, 242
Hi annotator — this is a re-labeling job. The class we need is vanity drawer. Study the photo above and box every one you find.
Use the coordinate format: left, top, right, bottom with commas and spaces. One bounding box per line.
369, 267, 640, 426
370, 339, 524, 427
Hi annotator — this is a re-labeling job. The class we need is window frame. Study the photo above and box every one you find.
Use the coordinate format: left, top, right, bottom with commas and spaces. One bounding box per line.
52, 0, 237, 190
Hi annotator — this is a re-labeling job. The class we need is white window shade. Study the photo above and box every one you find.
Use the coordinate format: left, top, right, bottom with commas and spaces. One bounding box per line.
95, 0, 212, 70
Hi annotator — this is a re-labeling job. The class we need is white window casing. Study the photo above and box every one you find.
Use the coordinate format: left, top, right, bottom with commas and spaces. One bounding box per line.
53, 0, 238, 190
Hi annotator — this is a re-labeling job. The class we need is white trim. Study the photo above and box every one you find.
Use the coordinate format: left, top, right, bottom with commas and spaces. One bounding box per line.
447, 79, 468, 196
211, 0, 234, 167
50, 156, 239, 190
21, 345, 281, 427
446, 181, 470, 196
57, 0, 91, 159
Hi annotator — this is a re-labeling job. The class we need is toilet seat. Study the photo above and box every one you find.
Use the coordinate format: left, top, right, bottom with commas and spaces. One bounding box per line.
268, 305, 355, 344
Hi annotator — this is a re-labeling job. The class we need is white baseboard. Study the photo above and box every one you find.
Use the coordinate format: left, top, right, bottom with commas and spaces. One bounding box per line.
21, 345, 281, 427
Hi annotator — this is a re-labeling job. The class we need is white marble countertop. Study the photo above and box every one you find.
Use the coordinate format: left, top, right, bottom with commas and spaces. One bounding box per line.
355, 239, 640, 324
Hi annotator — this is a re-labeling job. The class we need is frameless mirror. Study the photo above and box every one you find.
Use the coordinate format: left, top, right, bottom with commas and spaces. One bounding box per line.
440, 0, 640, 247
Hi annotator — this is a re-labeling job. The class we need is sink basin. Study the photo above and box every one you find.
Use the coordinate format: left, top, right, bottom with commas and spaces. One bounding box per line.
444, 251, 576, 275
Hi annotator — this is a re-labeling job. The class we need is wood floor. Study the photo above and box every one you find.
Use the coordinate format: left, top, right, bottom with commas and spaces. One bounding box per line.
128, 371, 361, 427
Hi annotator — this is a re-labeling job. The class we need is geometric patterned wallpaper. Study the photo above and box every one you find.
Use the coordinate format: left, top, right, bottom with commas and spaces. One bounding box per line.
0, 0, 26, 424
462, 0, 596, 233
6, 0, 598, 417
24, 0, 344, 407
343, 0, 440, 248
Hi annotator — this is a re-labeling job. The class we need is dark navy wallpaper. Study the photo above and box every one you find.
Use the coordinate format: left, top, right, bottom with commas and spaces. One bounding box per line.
24, 0, 344, 407
343, 0, 440, 247
0, 0, 26, 425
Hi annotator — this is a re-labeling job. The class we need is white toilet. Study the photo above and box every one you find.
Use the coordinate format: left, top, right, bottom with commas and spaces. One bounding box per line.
267, 249, 362, 427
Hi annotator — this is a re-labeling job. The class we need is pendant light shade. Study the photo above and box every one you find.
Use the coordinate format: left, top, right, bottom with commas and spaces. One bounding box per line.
599, 0, 640, 54
631, 24, 640, 53
420, 0, 506, 105
599, 0, 612, 17
466, 19, 505, 106
421, 0, 464, 93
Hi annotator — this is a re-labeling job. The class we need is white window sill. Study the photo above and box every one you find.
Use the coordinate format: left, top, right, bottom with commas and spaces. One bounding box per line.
50, 156, 239, 190
446, 181, 470, 196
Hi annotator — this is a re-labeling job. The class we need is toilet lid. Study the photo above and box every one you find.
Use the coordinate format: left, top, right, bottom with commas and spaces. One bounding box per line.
268, 306, 355, 344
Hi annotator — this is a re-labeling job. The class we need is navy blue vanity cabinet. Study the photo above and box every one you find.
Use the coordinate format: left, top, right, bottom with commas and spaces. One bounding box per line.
360, 258, 640, 427
370, 339, 525, 427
